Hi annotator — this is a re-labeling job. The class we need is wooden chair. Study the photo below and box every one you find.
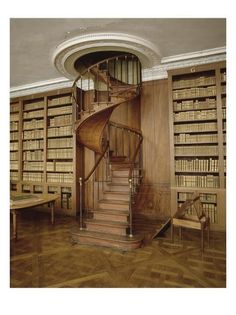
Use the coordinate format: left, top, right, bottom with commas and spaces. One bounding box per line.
171, 196, 210, 252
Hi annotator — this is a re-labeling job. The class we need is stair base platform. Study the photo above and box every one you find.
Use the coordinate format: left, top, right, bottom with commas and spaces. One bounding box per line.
71, 227, 143, 251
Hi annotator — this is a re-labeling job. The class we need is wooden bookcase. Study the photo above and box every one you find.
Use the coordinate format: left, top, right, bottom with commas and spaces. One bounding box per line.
10, 88, 80, 216
168, 61, 226, 231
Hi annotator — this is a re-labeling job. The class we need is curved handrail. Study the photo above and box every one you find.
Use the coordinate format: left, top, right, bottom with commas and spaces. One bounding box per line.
84, 142, 109, 183
72, 53, 138, 88
108, 121, 143, 180
72, 53, 141, 103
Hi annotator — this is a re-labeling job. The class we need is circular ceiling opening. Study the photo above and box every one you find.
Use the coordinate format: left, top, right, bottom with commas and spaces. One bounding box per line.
74, 50, 135, 74
53, 32, 161, 79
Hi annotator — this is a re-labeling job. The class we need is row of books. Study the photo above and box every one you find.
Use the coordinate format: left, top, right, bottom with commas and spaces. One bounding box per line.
24, 100, 44, 111
23, 172, 44, 182
222, 108, 226, 119
175, 145, 218, 156
175, 175, 219, 188
23, 161, 44, 171
10, 171, 18, 181
23, 129, 44, 139
23, 140, 44, 150
174, 122, 217, 133
10, 142, 19, 151
221, 85, 226, 94
49, 114, 72, 127
10, 122, 19, 131
174, 133, 218, 144
10, 113, 19, 122
174, 109, 217, 122
10, 161, 18, 170
173, 86, 216, 100
10, 132, 19, 141
48, 95, 72, 107
47, 173, 73, 183
173, 76, 216, 89
10, 152, 18, 160
175, 158, 219, 172
23, 109, 44, 119
223, 121, 226, 131
47, 126, 73, 137
47, 148, 73, 159
47, 138, 73, 148
10, 103, 20, 112
48, 106, 72, 117
23, 150, 44, 161
23, 119, 44, 130
178, 192, 217, 203
184, 203, 217, 223
222, 97, 226, 107
47, 162, 73, 172
61, 195, 72, 209
173, 98, 216, 111
221, 72, 226, 82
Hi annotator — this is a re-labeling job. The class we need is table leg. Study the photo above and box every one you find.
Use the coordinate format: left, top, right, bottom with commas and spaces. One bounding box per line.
12, 210, 17, 240
171, 220, 174, 242
51, 201, 55, 225
201, 226, 204, 253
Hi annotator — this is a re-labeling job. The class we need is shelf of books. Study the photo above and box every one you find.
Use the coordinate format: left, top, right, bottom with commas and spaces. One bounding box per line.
168, 62, 226, 230
10, 88, 79, 216
10, 101, 21, 191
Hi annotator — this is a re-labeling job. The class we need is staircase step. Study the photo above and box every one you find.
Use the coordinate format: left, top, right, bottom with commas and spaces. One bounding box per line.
106, 183, 130, 192
103, 191, 129, 201
110, 156, 127, 162
85, 219, 128, 236
112, 176, 129, 184
99, 199, 129, 211
112, 169, 129, 177
71, 227, 143, 251
93, 208, 129, 222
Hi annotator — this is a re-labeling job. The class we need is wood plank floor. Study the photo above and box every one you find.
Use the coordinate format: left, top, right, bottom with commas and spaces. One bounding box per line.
10, 210, 226, 288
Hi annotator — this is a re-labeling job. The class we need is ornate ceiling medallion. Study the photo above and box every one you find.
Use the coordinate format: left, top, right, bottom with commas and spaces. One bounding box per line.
53, 33, 161, 79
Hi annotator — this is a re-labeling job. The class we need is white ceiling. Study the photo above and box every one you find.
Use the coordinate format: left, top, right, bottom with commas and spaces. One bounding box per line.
10, 18, 226, 88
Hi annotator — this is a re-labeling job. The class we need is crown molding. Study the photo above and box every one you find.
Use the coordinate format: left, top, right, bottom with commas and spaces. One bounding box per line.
142, 48, 226, 82
10, 47, 226, 98
10, 78, 73, 98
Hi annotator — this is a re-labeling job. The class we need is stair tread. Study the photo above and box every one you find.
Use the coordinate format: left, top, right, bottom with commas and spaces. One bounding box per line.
93, 208, 129, 215
85, 219, 128, 227
71, 227, 142, 243
103, 191, 129, 195
107, 182, 129, 186
99, 199, 129, 204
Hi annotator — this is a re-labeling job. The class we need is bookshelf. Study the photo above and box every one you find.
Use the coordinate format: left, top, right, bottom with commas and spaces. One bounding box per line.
168, 62, 226, 231
10, 88, 79, 216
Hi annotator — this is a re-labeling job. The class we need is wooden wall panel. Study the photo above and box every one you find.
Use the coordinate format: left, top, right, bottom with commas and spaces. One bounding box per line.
137, 79, 171, 219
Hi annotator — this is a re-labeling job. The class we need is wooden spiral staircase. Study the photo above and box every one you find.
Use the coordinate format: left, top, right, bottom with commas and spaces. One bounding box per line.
71, 54, 144, 250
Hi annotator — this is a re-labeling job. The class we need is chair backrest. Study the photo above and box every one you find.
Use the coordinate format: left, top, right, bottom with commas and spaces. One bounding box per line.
174, 196, 205, 220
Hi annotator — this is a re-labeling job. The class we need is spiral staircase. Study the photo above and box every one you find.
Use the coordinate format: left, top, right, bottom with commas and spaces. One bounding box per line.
71, 54, 144, 250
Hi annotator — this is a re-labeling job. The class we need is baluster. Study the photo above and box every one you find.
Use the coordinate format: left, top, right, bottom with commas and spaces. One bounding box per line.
80, 76, 83, 111
79, 177, 83, 230
131, 56, 134, 84
129, 178, 133, 237
107, 60, 109, 102
128, 130, 131, 162
96, 64, 99, 105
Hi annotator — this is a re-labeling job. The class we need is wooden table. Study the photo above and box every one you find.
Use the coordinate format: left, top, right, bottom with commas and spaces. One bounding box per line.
10, 193, 59, 240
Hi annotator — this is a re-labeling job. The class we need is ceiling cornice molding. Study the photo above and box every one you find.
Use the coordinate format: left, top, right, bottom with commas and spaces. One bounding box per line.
161, 46, 226, 64
10, 47, 226, 98
10, 78, 73, 98
52, 32, 162, 79
142, 48, 226, 81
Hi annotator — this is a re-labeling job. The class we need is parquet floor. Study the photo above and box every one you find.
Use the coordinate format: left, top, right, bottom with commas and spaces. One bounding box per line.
10, 210, 226, 288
